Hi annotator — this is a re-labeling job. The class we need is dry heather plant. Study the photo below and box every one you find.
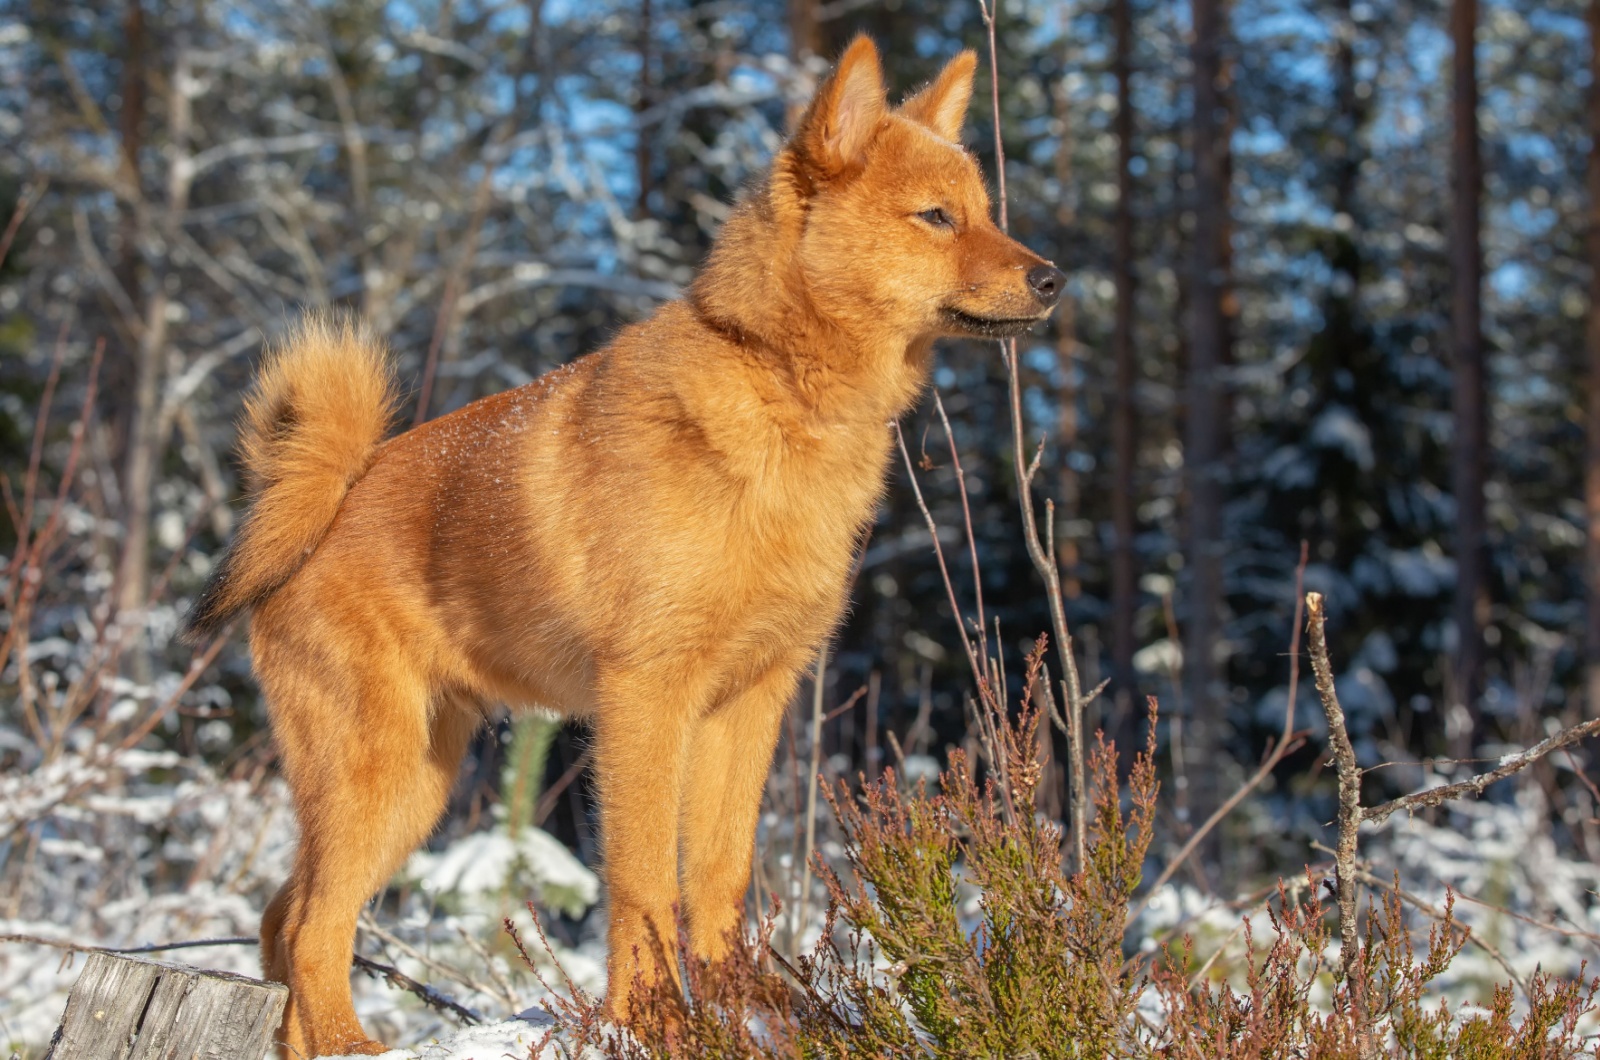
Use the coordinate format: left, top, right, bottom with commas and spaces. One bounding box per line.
797, 643, 1155, 1057
518, 640, 1599, 1058
1155, 879, 1597, 1059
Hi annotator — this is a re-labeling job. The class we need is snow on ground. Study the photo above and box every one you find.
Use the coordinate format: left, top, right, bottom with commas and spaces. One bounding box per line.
5, 736, 1599, 1056
0, 738, 604, 1057
326, 1010, 566, 1060
1130, 778, 1600, 1014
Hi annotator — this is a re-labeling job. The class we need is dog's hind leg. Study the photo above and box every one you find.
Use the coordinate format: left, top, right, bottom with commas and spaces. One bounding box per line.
263, 664, 478, 1058
260, 877, 294, 987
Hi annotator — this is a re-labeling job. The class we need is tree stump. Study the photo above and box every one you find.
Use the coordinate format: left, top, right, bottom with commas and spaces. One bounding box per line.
45, 951, 286, 1060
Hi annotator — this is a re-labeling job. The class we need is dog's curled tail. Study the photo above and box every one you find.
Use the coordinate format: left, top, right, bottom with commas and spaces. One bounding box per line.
183, 316, 397, 641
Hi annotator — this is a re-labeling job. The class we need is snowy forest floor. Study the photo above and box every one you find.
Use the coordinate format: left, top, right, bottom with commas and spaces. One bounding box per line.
4, 733, 1599, 1057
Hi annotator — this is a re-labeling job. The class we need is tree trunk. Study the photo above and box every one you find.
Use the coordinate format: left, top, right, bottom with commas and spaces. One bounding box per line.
1052, 5, 1082, 603
1450, 0, 1485, 751
788, 0, 822, 131
1332, 0, 1359, 216
635, 0, 653, 219
790, 0, 821, 64
1185, 0, 1231, 830
117, 38, 193, 673
106, 0, 147, 459
1111, 0, 1138, 716
48, 952, 285, 1060
1587, 0, 1600, 719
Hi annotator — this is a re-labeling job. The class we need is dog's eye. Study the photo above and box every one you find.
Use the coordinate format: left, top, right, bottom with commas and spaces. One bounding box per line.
917, 208, 954, 229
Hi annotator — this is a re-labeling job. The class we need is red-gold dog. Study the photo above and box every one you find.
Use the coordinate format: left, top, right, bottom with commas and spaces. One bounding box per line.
186, 36, 1062, 1056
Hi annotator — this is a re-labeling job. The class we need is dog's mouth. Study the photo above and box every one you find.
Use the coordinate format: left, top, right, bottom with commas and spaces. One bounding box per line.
938, 307, 1049, 339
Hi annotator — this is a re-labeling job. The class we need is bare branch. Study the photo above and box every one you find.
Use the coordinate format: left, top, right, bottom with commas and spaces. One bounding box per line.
72, 206, 145, 344
1306, 590, 1373, 1057
454, 266, 680, 315
979, 0, 1086, 874
932, 391, 987, 645
894, 421, 987, 696
187, 132, 332, 179
796, 648, 829, 953
1362, 717, 1600, 826
0, 180, 45, 271
0, 931, 481, 1024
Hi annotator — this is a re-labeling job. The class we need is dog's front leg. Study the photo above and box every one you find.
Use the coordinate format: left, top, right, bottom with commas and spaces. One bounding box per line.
594, 663, 700, 1020
679, 661, 801, 960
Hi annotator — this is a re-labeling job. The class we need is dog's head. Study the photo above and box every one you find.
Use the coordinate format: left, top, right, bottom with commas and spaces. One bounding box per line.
786, 36, 1063, 342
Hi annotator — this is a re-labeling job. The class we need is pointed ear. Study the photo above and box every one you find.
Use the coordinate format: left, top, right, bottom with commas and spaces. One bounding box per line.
794, 35, 887, 177
899, 50, 977, 143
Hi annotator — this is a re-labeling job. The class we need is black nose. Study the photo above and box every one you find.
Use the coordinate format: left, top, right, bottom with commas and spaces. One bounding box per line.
1027, 265, 1065, 307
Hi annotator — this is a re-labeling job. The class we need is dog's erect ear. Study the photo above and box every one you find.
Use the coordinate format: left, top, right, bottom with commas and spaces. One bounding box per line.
899, 50, 977, 143
794, 36, 887, 178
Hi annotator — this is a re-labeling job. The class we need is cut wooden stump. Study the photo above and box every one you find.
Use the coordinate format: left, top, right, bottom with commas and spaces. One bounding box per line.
45, 951, 286, 1060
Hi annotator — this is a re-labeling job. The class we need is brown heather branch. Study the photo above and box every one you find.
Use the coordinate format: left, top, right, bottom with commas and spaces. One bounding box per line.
508, 902, 586, 1009
1126, 710, 1308, 930
1348, 860, 1528, 997
0, 338, 103, 682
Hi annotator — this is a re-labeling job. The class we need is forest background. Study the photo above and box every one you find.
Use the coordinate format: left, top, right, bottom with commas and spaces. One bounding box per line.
4, 0, 1600, 1052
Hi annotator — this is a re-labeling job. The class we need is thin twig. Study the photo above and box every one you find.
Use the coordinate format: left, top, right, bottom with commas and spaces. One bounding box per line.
533, 746, 593, 828
796, 646, 829, 953
894, 422, 986, 695
358, 911, 505, 1006
823, 683, 869, 724
933, 391, 987, 646
352, 952, 484, 1025
0, 179, 45, 271
0, 931, 482, 1024
1452, 891, 1600, 945
978, 0, 1087, 875
0, 932, 257, 955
